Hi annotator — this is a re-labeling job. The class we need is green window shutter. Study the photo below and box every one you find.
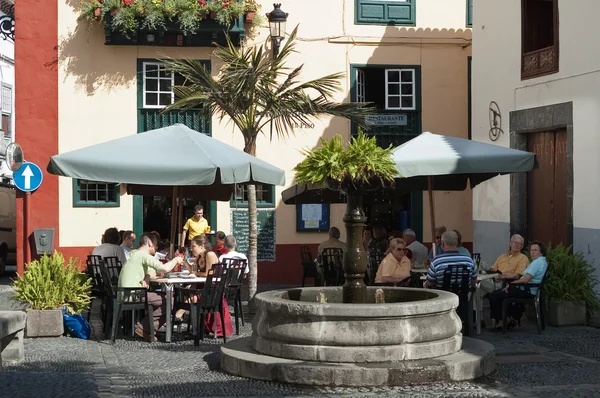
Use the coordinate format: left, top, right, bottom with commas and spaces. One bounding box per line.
356, 0, 416, 25
467, 0, 473, 27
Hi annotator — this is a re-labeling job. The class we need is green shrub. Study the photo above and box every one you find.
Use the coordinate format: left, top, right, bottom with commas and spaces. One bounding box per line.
12, 251, 92, 314
544, 244, 600, 315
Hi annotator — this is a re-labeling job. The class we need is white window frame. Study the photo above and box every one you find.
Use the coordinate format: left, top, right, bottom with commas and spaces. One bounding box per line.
1, 83, 12, 114
356, 69, 366, 103
142, 62, 175, 109
385, 68, 415, 111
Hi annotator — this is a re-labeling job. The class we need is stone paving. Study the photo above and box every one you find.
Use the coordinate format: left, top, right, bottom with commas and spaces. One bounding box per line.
2, 272, 600, 397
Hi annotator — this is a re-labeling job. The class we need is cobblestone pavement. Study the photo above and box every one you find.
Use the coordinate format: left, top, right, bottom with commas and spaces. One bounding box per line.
2, 273, 600, 397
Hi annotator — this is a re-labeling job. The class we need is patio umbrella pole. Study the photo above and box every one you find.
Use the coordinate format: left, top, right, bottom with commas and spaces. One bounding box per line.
177, 194, 184, 249
169, 187, 177, 257
428, 176, 437, 257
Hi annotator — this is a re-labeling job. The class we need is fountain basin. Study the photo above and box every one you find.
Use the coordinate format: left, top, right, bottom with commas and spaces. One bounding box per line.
221, 287, 495, 386
251, 287, 462, 362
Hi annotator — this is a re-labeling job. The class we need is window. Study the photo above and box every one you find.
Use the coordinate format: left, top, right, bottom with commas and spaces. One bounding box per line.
142, 62, 187, 108
231, 184, 275, 208
466, 0, 473, 27
1, 84, 11, 113
385, 69, 415, 110
355, 0, 415, 26
73, 180, 120, 207
356, 69, 366, 103
521, 0, 558, 80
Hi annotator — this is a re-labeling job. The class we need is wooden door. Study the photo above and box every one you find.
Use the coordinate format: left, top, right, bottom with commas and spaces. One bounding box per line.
526, 130, 568, 246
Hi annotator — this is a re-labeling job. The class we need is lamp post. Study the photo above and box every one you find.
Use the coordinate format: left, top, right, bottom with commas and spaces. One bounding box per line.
266, 3, 288, 58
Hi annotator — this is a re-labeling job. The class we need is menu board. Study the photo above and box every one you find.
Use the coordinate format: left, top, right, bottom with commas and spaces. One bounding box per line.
230, 209, 276, 261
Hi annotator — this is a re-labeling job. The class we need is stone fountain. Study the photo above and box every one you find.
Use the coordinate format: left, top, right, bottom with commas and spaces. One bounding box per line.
221, 286, 495, 386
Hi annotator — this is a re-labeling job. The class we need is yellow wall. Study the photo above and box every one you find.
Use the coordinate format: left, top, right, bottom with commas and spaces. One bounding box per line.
57, 0, 472, 246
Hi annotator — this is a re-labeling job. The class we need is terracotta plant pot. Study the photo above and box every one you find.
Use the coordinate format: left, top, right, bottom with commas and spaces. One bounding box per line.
93, 7, 102, 20
245, 11, 255, 22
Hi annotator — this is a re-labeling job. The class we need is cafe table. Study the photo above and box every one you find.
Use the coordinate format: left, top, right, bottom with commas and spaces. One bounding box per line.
418, 272, 497, 335
150, 275, 207, 343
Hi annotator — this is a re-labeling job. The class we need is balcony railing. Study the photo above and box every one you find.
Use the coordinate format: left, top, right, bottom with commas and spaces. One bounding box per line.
521, 45, 558, 80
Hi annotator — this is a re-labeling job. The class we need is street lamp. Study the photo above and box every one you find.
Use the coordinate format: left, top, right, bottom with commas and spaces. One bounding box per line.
266, 3, 288, 58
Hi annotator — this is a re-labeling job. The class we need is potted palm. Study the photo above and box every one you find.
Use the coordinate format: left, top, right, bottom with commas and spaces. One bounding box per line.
544, 244, 600, 326
294, 131, 396, 303
12, 251, 92, 337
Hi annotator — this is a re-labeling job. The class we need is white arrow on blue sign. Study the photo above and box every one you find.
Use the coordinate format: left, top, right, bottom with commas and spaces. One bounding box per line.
14, 162, 44, 192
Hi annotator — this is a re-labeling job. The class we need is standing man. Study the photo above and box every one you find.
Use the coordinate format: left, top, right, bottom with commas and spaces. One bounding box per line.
120, 230, 136, 261
118, 233, 183, 341
181, 205, 208, 248
402, 228, 428, 266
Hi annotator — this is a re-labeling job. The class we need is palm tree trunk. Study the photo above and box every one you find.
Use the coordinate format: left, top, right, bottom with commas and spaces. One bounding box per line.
244, 138, 259, 302
247, 184, 258, 300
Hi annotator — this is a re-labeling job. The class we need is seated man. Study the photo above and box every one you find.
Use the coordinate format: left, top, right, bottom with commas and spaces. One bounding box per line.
317, 227, 346, 255
402, 228, 428, 266
218, 235, 249, 274
425, 230, 476, 289
427, 226, 447, 263
480, 234, 529, 298
375, 238, 412, 285
93, 227, 127, 265
118, 233, 183, 341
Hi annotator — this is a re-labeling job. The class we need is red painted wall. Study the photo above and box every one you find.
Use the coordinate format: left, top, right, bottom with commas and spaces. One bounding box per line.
15, 0, 60, 274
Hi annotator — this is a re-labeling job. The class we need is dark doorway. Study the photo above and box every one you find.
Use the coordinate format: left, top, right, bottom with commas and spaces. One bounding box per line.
526, 129, 567, 246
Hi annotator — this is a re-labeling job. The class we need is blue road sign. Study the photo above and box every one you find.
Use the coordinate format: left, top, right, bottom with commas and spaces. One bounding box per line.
14, 162, 43, 192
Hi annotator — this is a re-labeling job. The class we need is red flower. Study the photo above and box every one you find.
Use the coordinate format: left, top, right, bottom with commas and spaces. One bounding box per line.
197, 0, 207, 5
122, 0, 134, 6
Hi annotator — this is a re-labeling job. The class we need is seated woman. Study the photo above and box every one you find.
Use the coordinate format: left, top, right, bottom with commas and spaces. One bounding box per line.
375, 238, 412, 286
177, 235, 234, 337
488, 240, 548, 331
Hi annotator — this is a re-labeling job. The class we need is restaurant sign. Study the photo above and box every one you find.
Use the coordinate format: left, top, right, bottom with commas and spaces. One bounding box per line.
365, 114, 408, 126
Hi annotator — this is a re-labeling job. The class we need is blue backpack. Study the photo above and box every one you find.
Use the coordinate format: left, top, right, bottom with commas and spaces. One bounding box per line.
62, 307, 91, 340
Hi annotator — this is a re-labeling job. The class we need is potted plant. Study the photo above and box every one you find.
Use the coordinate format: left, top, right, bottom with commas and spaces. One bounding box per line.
78, 0, 106, 21
12, 251, 92, 337
294, 131, 396, 303
544, 244, 600, 326
208, 0, 244, 26
243, 0, 259, 22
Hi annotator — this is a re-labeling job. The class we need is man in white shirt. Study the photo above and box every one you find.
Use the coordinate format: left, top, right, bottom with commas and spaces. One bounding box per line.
92, 227, 127, 265
218, 235, 249, 274
120, 230, 136, 260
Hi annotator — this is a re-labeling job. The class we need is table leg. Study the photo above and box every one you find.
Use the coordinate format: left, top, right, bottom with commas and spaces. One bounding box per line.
165, 284, 173, 343
475, 284, 482, 335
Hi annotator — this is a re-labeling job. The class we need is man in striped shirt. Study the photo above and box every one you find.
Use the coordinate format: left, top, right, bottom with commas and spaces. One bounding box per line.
425, 230, 477, 289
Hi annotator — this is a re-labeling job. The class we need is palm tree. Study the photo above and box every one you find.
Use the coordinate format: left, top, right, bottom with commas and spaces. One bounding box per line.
163, 26, 372, 301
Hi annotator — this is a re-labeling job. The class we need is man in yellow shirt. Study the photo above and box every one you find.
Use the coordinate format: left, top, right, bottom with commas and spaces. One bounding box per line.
480, 234, 529, 297
181, 205, 209, 247
375, 238, 412, 285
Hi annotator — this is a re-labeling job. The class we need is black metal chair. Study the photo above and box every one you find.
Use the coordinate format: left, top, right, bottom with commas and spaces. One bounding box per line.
222, 257, 247, 335
321, 248, 344, 286
101, 263, 154, 343
176, 263, 228, 346
471, 253, 482, 271
366, 249, 384, 285
103, 256, 123, 281
300, 246, 319, 287
85, 255, 104, 321
440, 264, 475, 337
501, 268, 549, 335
